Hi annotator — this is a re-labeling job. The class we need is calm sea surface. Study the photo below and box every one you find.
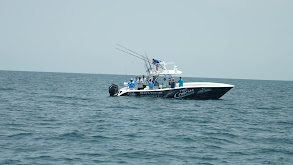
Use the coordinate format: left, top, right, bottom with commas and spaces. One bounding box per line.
0, 70, 293, 164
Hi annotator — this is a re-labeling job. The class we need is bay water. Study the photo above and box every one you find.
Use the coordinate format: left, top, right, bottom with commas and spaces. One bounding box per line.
0, 71, 293, 164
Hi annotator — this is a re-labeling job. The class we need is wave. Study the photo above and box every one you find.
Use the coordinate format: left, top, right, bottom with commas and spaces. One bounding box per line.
0, 87, 15, 91
8, 132, 33, 138
46, 95, 92, 101
51, 131, 86, 140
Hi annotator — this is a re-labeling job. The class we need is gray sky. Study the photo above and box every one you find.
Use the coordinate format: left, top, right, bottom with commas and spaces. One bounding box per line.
0, 0, 292, 81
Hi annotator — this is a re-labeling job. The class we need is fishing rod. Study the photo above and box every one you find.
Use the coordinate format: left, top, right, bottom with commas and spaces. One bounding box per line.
145, 52, 153, 70
117, 44, 165, 73
116, 48, 151, 63
117, 44, 161, 71
144, 63, 149, 77
117, 44, 150, 61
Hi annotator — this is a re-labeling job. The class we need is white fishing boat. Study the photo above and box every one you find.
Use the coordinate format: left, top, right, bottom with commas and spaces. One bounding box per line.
109, 45, 234, 99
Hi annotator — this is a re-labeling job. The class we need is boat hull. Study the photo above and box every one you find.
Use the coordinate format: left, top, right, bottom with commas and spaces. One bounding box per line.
119, 87, 233, 99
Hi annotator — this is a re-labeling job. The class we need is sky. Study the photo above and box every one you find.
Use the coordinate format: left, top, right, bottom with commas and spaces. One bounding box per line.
0, 0, 292, 81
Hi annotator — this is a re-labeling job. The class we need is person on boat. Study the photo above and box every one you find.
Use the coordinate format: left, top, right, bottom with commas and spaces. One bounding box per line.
137, 77, 144, 90
133, 76, 139, 89
142, 75, 147, 88
152, 77, 157, 84
162, 78, 169, 89
178, 77, 183, 87
152, 58, 160, 71
133, 76, 138, 85
170, 78, 176, 88
128, 78, 136, 89
148, 78, 154, 90
153, 77, 159, 88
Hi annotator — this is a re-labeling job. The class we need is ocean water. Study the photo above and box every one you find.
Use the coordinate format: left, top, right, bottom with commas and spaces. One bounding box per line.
0, 70, 293, 165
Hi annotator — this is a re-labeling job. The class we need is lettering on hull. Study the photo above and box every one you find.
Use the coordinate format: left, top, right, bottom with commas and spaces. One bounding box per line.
174, 88, 195, 98
127, 91, 164, 97
140, 91, 163, 95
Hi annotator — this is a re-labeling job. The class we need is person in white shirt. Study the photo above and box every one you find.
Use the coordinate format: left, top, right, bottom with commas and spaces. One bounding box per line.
162, 78, 169, 89
137, 77, 144, 90
142, 75, 148, 88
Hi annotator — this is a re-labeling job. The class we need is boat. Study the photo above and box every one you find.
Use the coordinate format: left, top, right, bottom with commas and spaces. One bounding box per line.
109, 45, 234, 99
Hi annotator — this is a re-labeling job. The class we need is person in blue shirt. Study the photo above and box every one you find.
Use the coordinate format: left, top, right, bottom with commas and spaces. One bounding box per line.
152, 58, 160, 71
133, 76, 138, 88
148, 78, 154, 90
152, 77, 157, 85
128, 78, 136, 89
152, 77, 159, 88
178, 77, 183, 87
152, 59, 159, 64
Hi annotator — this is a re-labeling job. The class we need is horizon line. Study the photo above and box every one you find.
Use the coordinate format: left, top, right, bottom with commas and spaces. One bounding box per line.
0, 69, 292, 82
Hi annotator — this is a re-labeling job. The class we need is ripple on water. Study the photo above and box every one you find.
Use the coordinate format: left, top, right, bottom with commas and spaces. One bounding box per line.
52, 131, 86, 141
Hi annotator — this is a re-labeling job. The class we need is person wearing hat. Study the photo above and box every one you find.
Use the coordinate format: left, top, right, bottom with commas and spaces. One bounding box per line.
128, 78, 135, 89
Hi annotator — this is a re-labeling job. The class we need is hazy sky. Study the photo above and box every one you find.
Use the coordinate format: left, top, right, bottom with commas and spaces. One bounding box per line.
0, 0, 292, 81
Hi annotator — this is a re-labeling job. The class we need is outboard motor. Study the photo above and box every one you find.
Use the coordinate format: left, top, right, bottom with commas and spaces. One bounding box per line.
109, 84, 118, 96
